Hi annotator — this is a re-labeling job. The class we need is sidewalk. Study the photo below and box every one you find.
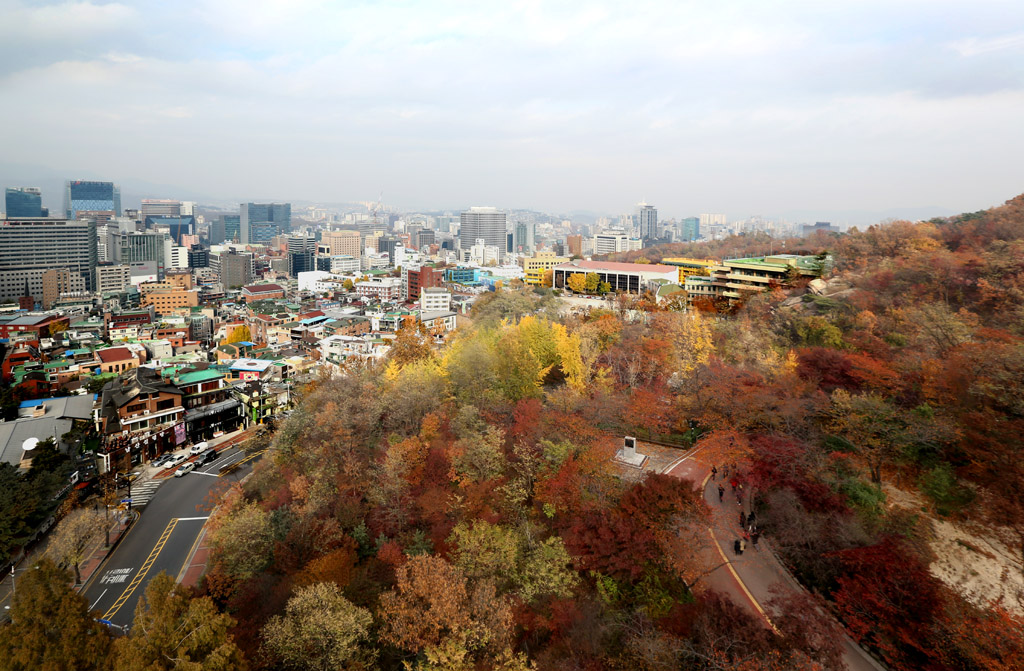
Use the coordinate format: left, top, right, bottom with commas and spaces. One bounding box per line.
146, 426, 253, 482
0, 509, 135, 615
664, 457, 885, 671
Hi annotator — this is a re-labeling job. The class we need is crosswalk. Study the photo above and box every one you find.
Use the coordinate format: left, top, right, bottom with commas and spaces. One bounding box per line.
128, 480, 164, 508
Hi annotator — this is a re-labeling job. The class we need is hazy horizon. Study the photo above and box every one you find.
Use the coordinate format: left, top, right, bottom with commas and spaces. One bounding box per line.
1, 1, 1022, 222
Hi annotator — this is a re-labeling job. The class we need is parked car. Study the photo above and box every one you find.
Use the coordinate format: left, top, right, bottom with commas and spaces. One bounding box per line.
189, 441, 209, 455
151, 455, 171, 468
174, 462, 196, 477
164, 454, 186, 469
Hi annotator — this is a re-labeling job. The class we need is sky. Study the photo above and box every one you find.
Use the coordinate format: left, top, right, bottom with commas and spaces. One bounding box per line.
1, 0, 1023, 222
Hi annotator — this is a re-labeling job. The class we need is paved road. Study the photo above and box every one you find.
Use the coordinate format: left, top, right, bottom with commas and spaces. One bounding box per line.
664, 451, 885, 671
80, 446, 262, 629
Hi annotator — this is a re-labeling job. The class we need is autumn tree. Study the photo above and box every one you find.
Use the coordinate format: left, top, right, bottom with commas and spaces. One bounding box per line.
223, 325, 252, 345
47, 507, 105, 584
378, 554, 515, 666
209, 500, 274, 581
263, 582, 375, 671
541, 269, 554, 288
567, 273, 587, 294
0, 558, 112, 671
113, 572, 246, 671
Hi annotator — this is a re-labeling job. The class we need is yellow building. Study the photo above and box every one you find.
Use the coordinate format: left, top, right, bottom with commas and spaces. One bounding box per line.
523, 250, 570, 285
660, 257, 719, 283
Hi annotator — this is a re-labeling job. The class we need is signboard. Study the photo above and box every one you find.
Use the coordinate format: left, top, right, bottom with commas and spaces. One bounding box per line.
174, 422, 186, 445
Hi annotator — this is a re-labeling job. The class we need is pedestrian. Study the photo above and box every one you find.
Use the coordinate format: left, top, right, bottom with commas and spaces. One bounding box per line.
723, 464, 729, 478
737, 493, 742, 506
717, 484, 725, 502
730, 478, 737, 492
733, 539, 742, 555
748, 510, 756, 526
739, 538, 746, 553
740, 511, 747, 528
751, 530, 760, 549
711, 465, 718, 480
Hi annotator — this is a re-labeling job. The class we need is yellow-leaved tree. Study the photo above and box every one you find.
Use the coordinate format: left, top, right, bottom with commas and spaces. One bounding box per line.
566, 273, 587, 294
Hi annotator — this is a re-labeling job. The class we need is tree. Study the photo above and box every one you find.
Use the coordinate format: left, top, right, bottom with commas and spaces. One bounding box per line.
209, 501, 274, 581
827, 389, 904, 484
0, 558, 112, 671
342, 278, 355, 291
47, 507, 105, 584
567, 273, 587, 294
113, 572, 246, 671
832, 538, 944, 670
388, 320, 434, 367
379, 554, 512, 663
223, 325, 252, 345
585, 272, 600, 293
263, 582, 375, 671
541, 269, 554, 288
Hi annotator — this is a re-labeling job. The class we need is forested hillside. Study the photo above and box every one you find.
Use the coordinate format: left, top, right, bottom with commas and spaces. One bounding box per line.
7, 197, 1024, 670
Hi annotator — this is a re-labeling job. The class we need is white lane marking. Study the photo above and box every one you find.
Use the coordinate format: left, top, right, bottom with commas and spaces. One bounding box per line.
174, 517, 210, 522
191, 471, 221, 477
99, 568, 132, 585
90, 588, 108, 609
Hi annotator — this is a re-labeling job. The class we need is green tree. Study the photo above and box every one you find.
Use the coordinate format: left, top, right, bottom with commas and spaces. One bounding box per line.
584, 272, 600, 293
263, 582, 375, 671
0, 558, 112, 671
113, 572, 246, 671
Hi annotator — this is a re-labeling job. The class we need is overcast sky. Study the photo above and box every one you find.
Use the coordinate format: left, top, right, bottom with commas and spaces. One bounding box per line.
1, 0, 1023, 221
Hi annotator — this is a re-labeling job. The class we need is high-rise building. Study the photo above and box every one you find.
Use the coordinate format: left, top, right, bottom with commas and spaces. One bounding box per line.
240, 203, 291, 244
95, 264, 131, 294
513, 221, 535, 254
699, 213, 727, 228
460, 207, 506, 260
566, 234, 583, 257
5, 187, 46, 218
637, 202, 658, 243
0, 218, 97, 301
415, 229, 436, 249
219, 251, 254, 289
680, 217, 700, 242
140, 199, 181, 218
377, 236, 400, 263
41, 268, 86, 309
287, 235, 317, 276
223, 214, 241, 243
145, 215, 195, 244
64, 180, 121, 219
321, 229, 361, 256
187, 245, 209, 268
117, 231, 168, 277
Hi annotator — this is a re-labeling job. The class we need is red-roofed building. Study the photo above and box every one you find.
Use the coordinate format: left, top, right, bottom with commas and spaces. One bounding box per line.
553, 260, 678, 294
241, 283, 286, 302
96, 346, 141, 374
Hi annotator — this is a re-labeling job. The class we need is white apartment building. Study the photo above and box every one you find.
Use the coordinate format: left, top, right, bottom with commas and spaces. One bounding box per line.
329, 255, 360, 274
355, 277, 402, 301
419, 287, 452, 312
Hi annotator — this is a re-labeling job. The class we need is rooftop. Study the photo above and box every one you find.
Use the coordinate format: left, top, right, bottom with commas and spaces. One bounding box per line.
555, 260, 677, 273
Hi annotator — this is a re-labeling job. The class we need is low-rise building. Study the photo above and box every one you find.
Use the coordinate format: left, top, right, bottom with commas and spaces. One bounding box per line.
523, 251, 570, 285
241, 283, 286, 302
419, 287, 452, 312
552, 260, 678, 294
355, 277, 402, 302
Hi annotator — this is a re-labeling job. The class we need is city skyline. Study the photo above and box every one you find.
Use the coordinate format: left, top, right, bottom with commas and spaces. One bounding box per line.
1, 1, 1023, 222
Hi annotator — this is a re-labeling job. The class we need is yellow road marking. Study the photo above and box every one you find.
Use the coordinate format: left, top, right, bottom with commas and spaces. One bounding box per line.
709, 526, 780, 635
102, 518, 178, 620
219, 449, 266, 475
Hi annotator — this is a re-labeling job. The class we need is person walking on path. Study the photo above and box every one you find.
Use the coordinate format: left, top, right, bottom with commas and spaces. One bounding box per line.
734, 539, 743, 556
711, 465, 718, 480
739, 538, 747, 554
718, 484, 725, 502
740, 511, 747, 528
730, 478, 738, 492
751, 529, 760, 549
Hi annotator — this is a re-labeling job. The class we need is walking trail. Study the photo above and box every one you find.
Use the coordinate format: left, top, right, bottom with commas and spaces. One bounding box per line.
663, 450, 885, 671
